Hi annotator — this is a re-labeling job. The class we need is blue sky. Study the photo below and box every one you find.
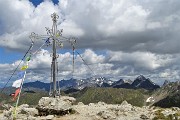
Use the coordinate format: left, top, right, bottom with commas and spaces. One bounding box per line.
0, 48, 22, 63
29, 0, 59, 7
0, 0, 180, 86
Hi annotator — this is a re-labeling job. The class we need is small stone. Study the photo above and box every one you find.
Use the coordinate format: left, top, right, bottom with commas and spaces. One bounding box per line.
0, 116, 9, 120
3, 110, 12, 118
27, 116, 36, 120
89, 103, 94, 106
21, 108, 38, 116
46, 115, 54, 120
61, 96, 76, 103
1, 104, 12, 110
97, 111, 116, 119
140, 114, 149, 120
19, 104, 29, 109
78, 102, 84, 106
98, 101, 106, 106
121, 101, 129, 106
172, 107, 180, 111
16, 114, 28, 120
131, 107, 135, 111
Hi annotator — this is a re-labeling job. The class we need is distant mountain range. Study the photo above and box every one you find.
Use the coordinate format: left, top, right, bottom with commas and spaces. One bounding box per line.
22, 75, 160, 91
0, 75, 179, 108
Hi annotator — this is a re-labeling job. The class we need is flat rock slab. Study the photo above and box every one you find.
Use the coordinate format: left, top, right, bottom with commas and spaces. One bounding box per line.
36, 96, 76, 116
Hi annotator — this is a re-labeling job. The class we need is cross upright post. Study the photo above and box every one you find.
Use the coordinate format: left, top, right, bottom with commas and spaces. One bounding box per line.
51, 13, 58, 97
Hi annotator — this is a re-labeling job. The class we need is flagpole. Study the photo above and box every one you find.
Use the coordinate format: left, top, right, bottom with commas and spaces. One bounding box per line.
13, 70, 27, 118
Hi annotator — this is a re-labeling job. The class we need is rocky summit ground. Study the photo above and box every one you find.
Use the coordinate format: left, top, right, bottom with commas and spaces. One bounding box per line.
0, 96, 180, 120
55, 101, 180, 120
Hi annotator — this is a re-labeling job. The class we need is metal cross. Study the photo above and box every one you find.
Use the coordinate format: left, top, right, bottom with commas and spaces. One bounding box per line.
29, 13, 76, 97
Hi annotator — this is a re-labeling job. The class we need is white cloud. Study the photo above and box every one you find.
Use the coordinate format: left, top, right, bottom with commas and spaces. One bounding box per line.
108, 51, 173, 71
0, 0, 62, 50
99, 4, 150, 36
1, 0, 180, 53
59, 20, 84, 37
30, 49, 51, 69
147, 22, 162, 29
82, 49, 105, 64
0, 0, 33, 34
0, 48, 180, 85
0, 0, 180, 85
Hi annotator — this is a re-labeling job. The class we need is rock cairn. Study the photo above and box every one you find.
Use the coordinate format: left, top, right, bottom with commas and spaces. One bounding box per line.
36, 96, 76, 116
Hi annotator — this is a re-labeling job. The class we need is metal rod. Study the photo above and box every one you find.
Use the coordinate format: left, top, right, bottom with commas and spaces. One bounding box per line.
51, 13, 58, 97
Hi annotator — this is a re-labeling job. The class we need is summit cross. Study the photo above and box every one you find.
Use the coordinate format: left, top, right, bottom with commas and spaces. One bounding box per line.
30, 13, 76, 97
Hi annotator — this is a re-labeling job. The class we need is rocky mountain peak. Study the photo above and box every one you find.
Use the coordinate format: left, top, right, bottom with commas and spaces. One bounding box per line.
163, 80, 170, 86
136, 75, 146, 81
114, 79, 125, 85
132, 75, 160, 90
124, 79, 133, 84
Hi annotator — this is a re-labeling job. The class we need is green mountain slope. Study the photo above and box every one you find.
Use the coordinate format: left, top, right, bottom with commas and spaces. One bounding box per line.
71, 87, 147, 107
1, 81, 180, 109
152, 81, 180, 108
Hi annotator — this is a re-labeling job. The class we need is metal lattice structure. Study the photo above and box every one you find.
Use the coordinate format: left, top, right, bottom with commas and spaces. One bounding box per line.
29, 13, 76, 97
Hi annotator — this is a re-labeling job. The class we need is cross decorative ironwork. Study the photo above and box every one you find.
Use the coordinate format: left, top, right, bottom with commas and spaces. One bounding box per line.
29, 13, 76, 97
